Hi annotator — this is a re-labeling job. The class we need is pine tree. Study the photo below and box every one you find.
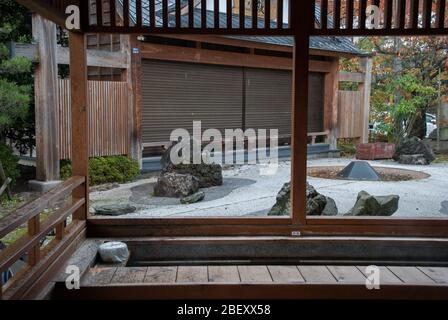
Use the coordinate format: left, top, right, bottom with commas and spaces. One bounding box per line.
0, 0, 34, 194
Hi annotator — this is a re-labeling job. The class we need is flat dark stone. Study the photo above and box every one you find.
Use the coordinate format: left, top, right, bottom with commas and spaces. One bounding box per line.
94, 204, 137, 216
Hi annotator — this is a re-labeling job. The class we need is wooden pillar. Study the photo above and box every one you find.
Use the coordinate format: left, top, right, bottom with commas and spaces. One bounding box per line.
359, 57, 373, 144
121, 35, 142, 167
324, 58, 340, 150
69, 32, 89, 220
32, 14, 60, 182
290, 0, 312, 227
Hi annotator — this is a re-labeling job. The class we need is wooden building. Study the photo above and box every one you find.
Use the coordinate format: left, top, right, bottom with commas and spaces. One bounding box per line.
19, 0, 372, 182
3, 0, 448, 300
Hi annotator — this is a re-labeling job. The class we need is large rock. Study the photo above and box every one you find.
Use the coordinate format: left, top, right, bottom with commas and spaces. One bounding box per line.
268, 182, 292, 216
268, 182, 338, 216
393, 137, 435, 164
161, 140, 223, 188
398, 154, 429, 165
322, 197, 339, 216
164, 163, 223, 188
154, 173, 199, 198
93, 204, 136, 216
345, 191, 399, 216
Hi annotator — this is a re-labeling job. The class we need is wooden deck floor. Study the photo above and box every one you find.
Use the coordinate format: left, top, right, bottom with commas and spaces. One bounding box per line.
56, 264, 448, 300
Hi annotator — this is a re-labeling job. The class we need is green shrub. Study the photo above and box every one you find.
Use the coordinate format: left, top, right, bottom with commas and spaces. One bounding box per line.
337, 138, 357, 157
60, 159, 72, 181
60, 156, 139, 186
0, 143, 20, 184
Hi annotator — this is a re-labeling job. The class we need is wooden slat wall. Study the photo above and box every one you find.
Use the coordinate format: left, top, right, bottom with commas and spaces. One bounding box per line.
337, 90, 363, 139
57, 79, 129, 159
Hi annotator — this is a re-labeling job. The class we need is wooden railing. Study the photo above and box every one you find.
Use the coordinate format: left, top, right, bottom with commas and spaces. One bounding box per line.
313, 0, 448, 35
85, 0, 292, 34
308, 131, 330, 145
0, 176, 86, 299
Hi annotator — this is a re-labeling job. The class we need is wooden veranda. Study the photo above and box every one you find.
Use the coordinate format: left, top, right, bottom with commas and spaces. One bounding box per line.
1, 0, 448, 300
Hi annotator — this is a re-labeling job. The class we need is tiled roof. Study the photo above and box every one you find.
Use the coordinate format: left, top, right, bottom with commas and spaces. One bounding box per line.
120, 1, 364, 56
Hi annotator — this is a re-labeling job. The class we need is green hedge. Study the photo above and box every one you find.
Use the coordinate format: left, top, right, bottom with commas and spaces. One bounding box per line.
0, 143, 20, 184
60, 156, 140, 186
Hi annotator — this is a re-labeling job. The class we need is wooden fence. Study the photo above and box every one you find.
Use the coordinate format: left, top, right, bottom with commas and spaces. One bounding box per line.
338, 90, 364, 139
337, 62, 372, 143
57, 79, 129, 160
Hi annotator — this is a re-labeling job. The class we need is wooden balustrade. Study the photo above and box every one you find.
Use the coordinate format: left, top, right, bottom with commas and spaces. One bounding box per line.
308, 131, 330, 145
0, 176, 86, 299
85, 0, 292, 35
314, 0, 448, 36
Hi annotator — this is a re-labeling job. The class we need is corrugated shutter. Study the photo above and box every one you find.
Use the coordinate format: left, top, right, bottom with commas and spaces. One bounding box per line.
245, 69, 325, 137
245, 68, 293, 137
141, 59, 244, 145
308, 73, 325, 133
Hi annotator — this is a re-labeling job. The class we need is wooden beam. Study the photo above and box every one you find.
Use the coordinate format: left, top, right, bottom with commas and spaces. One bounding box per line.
10, 42, 128, 68
32, 14, 60, 182
140, 42, 334, 72
57, 47, 128, 68
324, 58, 340, 149
16, 0, 67, 27
359, 57, 373, 144
339, 71, 365, 83
69, 32, 89, 221
147, 34, 362, 59
140, 42, 293, 70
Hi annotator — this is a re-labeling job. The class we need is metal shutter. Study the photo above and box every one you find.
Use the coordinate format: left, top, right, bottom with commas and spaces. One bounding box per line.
308, 72, 325, 133
245, 68, 293, 137
141, 59, 244, 145
245, 69, 325, 137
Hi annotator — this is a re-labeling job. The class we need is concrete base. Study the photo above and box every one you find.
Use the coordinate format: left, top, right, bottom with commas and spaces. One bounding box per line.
29, 180, 62, 192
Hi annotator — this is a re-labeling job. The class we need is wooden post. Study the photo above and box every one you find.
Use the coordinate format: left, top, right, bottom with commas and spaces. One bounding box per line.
359, 57, 373, 144
32, 14, 60, 182
324, 58, 340, 150
121, 35, 142, 168
290, 0, 312, 227
27, 215, 40, 266
69, 32, 89, 221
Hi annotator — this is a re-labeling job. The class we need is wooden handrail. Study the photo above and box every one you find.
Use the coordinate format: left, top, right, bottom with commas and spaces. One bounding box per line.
0, 176, 85, 239
0, 174, 87, 299
0, 198, 85, 275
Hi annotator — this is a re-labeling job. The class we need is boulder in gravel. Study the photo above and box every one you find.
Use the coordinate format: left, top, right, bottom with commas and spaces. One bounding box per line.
393, 137, 435, 164
345, 191, 399, 216
164, 163, 223, 188
161, 139, 223, 187
180, 191, 206, 204
398, 154, 429, 165
154, 172, 199, 198
322, 197, 339, 216
93, 204, 136, 216
268, 182, 338, 216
